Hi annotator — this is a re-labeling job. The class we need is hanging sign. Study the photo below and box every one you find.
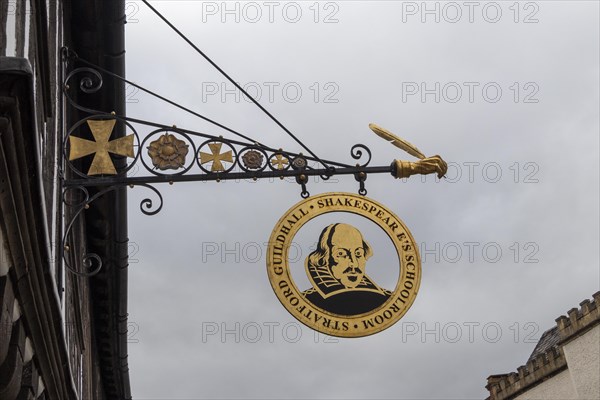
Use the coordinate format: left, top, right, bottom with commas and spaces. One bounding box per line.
267, 192, 421, 338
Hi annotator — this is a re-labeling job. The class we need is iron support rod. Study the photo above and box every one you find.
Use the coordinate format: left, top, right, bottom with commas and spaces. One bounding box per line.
64, 165, 393, 187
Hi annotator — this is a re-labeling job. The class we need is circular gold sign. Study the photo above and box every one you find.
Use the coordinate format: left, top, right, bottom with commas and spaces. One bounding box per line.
266, 192, 421, 338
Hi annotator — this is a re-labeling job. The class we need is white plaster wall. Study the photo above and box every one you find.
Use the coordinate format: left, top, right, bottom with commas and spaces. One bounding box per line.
563, 324, 600, 400
514, 370, 577, 400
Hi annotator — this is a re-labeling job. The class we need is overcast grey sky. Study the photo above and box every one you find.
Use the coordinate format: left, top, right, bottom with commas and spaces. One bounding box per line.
123, 1, 599, 398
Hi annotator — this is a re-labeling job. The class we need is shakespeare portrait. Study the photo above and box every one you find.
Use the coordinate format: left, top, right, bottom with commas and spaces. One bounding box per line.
302, 223, 391, 315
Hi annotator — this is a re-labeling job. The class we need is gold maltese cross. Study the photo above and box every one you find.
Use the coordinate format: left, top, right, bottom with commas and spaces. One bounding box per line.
270, 153, 289, 170
199, 142, 234, 172
69, 119, 135, 175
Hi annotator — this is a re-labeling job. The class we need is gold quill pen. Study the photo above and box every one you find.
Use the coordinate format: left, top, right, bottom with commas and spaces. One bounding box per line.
368, 123, 426, 159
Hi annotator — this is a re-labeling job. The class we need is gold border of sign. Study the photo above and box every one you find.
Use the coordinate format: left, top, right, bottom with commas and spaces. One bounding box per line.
266, 192, 421, 338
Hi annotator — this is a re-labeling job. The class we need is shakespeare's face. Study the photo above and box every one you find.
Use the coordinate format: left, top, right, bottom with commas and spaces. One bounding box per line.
330, 225, 367, 289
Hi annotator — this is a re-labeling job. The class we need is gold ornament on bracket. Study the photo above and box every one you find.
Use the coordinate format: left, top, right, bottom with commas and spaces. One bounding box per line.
368, 123, 448, 179
241, 150, 264, 170
199, 142, 234, 172
147, 134, 189, 170
270, 153, 289, 170
69, 119, 135, 175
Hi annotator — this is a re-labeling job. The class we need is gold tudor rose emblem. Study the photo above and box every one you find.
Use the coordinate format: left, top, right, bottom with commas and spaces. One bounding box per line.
267, 192, 421, 338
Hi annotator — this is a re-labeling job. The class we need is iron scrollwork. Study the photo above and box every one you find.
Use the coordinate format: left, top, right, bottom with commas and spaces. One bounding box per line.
350, 144, 372, 168
59, 48, 448, 277
61, 183, 163, 276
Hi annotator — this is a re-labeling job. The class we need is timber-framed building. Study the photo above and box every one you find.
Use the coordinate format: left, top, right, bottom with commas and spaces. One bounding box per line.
1, 1, 131, 398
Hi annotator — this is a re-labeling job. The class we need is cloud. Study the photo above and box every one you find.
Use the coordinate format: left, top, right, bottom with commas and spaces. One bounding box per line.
123, 1, 599, 398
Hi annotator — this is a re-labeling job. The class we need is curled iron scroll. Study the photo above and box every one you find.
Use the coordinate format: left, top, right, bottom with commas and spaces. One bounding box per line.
350, 144, 372, 167
62, 183, 164, 276
63, 67, 107, 115
136, 183, 164, 216
61, 186, 102, 277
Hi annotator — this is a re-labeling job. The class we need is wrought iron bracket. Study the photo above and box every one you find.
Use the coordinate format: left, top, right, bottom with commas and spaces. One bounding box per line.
59, 47, 447, 277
